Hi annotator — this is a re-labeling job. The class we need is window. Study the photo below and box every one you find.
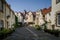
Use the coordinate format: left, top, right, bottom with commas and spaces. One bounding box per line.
0, 0, 3, 11
0, 20, 4, 28
56, 0, 60, 4
57, 13, 60, 26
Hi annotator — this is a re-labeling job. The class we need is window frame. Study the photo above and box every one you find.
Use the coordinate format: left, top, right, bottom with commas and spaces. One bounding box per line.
56, 0, 60, 4
56, 12, 60, 27
0, 20, 4, 28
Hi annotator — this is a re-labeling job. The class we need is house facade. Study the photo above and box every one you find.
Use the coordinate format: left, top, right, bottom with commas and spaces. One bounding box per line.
35, 10, 45, 26
24, 11, 34, 26
45, 7, 52, 29
15, 12, 24, 26
10, 10, 15, 28
41, 7, 52, 29
5, 2, 11, 29
0, 0, 15, 29
0, 0, 3, 29
51, 0, 60, 30
0, 0, 7, 29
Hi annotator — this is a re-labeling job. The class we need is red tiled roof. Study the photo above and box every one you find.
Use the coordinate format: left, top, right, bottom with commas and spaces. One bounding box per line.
42, 7, 51, 15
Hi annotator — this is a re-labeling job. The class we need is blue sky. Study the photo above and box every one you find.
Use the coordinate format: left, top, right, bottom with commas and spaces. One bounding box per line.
6, 0, 51, 12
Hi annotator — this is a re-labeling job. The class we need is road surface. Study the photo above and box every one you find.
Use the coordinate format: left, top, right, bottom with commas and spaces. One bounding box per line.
4, 26, 60, 40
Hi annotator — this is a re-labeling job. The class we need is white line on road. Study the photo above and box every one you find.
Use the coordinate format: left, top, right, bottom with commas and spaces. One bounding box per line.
25, 27, 38, 37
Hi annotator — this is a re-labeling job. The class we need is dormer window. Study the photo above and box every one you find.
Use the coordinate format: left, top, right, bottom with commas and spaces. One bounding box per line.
56, 0, 60, 4
57, 12, 60, 26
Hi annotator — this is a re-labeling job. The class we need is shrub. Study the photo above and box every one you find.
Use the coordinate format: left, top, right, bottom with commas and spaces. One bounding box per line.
0, 28, 14, 39
35, 25, 41, 30
44, 29, 60, 37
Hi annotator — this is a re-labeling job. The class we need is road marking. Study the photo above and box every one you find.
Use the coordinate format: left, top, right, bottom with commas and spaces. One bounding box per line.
25, 27, 38, 37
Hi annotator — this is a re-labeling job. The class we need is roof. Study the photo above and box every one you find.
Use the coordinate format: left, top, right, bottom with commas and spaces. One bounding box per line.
41, 7, 51, 15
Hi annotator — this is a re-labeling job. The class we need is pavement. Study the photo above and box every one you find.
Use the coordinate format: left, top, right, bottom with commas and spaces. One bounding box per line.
3, 26, 60, 40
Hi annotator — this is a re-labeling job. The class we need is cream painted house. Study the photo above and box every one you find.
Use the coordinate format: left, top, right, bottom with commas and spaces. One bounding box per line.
44, 8, 52, 29
5, 2, 11, 29
51, 0, 60, 30
10, 10, 15, 28
45, 12, 52, 29
27, 12, 33, 23
35, 10, 45, 26
0, 0, 15, 29
15, 12, 24, 24
0, 0, 7, 29
25, 11, 34, 26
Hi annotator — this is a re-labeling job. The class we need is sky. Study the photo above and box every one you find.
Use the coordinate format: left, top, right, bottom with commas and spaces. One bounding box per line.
6, 0, 51, 12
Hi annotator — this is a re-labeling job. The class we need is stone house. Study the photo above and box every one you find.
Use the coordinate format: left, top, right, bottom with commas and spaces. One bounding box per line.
0, 0, 15, 29
10, 10, 15, 29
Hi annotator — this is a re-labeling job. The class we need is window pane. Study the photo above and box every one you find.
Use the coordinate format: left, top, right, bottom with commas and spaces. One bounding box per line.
0, 20, 4, 28
57, 15, 60, 25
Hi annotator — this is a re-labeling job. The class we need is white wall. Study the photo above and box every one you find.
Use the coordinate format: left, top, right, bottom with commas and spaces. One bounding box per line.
17, 13, 23, 23
35, 10, 45, 26
45, 12, 52, 29
51, 0, 60, 30
27, 12, 33, 22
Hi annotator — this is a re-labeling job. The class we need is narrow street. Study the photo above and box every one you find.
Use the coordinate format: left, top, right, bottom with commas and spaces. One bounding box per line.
4, 26, 60, 40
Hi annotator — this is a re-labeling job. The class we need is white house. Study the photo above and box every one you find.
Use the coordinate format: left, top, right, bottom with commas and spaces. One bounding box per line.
27, 12, 33, 23
35, 10, 45, 26
25, 11, 34, 26
51, 0, 60, 30
44, 7, 52, 29
15, 12, 24, 25
17, 12, 23, 23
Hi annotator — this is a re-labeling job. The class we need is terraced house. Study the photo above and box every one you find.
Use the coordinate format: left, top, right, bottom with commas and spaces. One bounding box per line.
15, 12, 24, 26
41, 7, 52, 29
0, 0, 4, 29
24, 11, 34, 26
0, 0, 7, 29
10, 10, 15, 29
51, 0, 60, 30
0, 0, 15, 29
35, 10, 45, 27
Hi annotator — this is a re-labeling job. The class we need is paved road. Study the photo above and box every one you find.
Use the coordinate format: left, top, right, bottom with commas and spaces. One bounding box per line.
4, 26, 60, 40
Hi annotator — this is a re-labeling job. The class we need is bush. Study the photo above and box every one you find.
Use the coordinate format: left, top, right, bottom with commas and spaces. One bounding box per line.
0, 28, 14, 39
44, 29, 60, 37
35, 25, 41, 30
